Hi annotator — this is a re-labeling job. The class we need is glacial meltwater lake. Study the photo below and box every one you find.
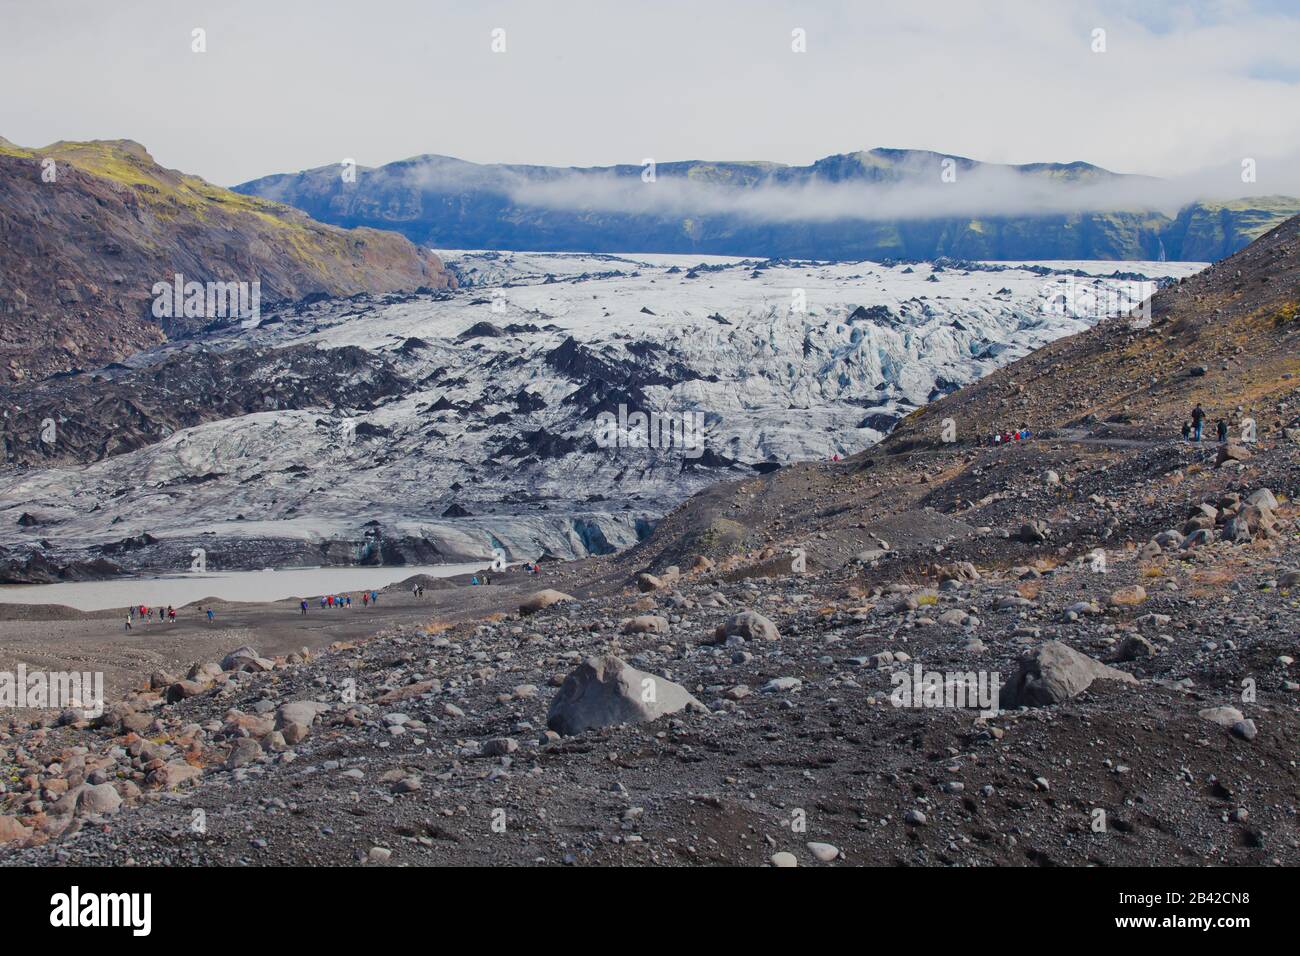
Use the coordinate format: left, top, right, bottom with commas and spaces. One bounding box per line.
0, 563, 490, 612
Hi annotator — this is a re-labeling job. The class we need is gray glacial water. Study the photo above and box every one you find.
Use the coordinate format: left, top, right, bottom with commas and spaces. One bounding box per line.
0, 562, 488, 611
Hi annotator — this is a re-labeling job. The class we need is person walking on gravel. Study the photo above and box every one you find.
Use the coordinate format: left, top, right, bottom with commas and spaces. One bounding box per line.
1191, 402, 1206, 442
1216, 418, 1228, 443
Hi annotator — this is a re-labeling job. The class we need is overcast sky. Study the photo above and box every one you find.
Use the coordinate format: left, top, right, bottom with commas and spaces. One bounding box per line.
2, 0, 1298, 189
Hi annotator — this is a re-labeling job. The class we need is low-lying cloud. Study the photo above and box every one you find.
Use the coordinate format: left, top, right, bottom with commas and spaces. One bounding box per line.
400, 153, 1300, 225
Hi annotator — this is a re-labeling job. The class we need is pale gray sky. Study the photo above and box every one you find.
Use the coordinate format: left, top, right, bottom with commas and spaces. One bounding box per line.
2, 0, 1298, 188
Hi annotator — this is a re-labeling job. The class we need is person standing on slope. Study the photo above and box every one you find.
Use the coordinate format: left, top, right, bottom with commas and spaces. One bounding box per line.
1216, 418, 1229, 443
1191, 403, 1206, 442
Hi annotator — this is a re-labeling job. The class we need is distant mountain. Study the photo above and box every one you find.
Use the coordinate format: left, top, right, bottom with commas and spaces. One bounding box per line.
233, 147, 1299, 263
0, 139, 455, 383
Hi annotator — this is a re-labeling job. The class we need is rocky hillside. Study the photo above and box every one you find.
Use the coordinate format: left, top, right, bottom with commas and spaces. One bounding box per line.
0, 138, 455, 383
234, 147, 1299, 263
894, 213, 1300, 448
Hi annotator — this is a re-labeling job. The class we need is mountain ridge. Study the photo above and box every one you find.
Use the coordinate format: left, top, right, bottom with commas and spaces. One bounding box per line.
234, 146, 1299, 263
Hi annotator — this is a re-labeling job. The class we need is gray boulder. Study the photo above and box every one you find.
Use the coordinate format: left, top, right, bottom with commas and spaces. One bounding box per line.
77, 783, 123, 816
275, 699, 331, 744
712, 610, 780, 643
1245, 488, 1278, 511
1000, 641, 1138, 708
547, 655, 704, 736
220, 646, 264, 671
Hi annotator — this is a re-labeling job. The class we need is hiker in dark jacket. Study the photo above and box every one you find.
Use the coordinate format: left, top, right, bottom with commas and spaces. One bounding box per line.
1216, 419, 1228, 442
1191, 403, 1206, 441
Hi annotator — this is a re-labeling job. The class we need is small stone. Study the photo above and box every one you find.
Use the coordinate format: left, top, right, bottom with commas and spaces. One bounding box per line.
483, 737, 519, 756
1230, 719, 1258, 741
806, 841, 839, 862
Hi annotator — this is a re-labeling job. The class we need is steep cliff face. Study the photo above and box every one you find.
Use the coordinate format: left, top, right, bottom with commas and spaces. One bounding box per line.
234, 147, 1299, 263
1161, 197, 1300, 261
0, 139, 455, 383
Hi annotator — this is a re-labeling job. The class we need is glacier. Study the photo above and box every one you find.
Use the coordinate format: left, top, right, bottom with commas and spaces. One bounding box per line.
0, 252, 1204, 575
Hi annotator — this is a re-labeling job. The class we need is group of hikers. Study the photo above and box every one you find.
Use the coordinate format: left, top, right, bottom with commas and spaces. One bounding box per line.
981, 404, 1236, 448
1183, 402, 1230, 443
125, 604, 175, 629
305, 590, 380, 614
123, 563, 550, 630
125, 604, 215, 630
991, 427, 1033, 446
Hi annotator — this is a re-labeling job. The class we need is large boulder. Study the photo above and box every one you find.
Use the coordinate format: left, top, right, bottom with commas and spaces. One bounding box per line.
1216, 444, 1251, 467
622, 615, 670, 635
712, 610, 780, 643
1107, 585, 1147, 607
936, 561, 980, 583
1198, 705, 1245, 727
519, 589, 574, 615
1016, 520, 1050, 544
999, 641, 1138, 708
146, 760, 203, 789
1245, 488, 1278, 511
224, 737, 263, 769
77, 783, 123, 816
0, 815, 32, 845
547, 655, 705, 736
1222, 514, 1254, 543
165, 679, 210, 703
220, 645, 264, 671
275, 700, 331, 744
